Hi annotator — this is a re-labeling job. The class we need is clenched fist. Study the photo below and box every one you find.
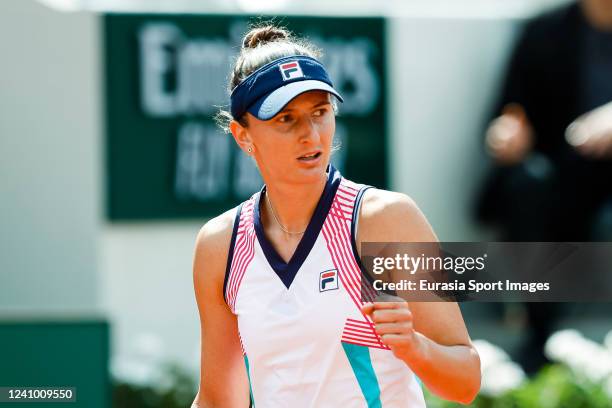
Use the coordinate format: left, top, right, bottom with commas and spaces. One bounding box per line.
361, 295, 424, 362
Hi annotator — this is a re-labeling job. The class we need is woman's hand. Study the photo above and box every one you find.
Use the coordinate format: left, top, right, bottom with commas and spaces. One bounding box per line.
361, 295, 480, 404
361, 296, 425, 364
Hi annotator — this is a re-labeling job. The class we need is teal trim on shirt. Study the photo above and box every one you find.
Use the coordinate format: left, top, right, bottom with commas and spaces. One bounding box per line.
341, 342, 382, 408
244, 354, 255, 407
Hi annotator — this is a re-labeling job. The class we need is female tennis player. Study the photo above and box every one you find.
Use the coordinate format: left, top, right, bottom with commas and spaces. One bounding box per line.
192, 25, 481, 408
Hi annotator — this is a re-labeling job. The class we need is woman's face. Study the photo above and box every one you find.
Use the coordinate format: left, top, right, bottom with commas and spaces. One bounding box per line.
236, 90, 335, 186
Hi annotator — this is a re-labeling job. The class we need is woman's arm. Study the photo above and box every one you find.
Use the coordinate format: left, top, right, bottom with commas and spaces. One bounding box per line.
192, 209, 250, 408
357, 189, 481, 404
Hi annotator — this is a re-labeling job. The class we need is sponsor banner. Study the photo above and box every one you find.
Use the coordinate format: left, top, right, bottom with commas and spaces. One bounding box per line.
104, 15, 387, 220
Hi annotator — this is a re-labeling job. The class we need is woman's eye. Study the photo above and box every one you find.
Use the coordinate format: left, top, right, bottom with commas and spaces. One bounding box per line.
278, 115, 292, 123
313, 109, 327, 117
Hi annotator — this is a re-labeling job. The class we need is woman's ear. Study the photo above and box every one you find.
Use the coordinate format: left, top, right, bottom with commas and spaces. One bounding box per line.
229, 119, 254, 155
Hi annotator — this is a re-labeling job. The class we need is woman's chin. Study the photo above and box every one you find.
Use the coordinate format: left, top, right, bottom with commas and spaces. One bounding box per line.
297, 158, 328, 174
286, 162, 328, 184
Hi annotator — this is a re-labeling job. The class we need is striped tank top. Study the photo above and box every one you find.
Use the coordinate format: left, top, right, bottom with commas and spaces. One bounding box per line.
223, 164, 425, 407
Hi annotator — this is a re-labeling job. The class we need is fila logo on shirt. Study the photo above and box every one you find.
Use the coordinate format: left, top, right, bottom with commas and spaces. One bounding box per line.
279, 61, 304, 81
319, 269, 339, 292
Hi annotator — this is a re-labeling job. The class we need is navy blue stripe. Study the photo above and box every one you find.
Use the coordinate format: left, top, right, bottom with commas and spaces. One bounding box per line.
254, 164, 341, 289
351, 186, 376, 286
223, 203, 244, 305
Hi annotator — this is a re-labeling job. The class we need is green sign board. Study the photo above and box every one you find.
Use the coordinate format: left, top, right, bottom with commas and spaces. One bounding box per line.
0, 320, 109, 407
104, 14, 388, 220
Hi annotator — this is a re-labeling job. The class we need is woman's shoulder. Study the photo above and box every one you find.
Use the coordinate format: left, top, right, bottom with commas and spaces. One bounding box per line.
194, 207, 240, 281
357, 188, 437, 242
359, 188, 419, 221
197, 207, 238, 247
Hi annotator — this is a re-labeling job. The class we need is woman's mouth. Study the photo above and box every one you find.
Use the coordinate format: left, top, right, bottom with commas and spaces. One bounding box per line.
297, 151, 322, 161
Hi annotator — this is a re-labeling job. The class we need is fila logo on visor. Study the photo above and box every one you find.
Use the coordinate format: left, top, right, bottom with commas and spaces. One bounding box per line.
319, 269, 339, 292
279, 61, 304, 81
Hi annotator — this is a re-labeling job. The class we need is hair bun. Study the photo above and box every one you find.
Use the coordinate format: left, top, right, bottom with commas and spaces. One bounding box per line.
242, 25, 290, 49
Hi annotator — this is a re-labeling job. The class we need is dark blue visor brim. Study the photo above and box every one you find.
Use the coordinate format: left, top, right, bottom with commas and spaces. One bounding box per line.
247, 80, 344, 121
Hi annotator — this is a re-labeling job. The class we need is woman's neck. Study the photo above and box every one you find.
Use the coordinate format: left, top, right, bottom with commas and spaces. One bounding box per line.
263, 172, 328, 237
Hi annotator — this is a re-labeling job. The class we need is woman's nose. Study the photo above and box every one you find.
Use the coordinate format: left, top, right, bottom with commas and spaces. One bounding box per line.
297, 116, 321, 144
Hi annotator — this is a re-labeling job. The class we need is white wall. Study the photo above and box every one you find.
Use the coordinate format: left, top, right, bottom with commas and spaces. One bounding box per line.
100, 222, 203, 376
0, 0, 101, 314
388, 17, 519, 240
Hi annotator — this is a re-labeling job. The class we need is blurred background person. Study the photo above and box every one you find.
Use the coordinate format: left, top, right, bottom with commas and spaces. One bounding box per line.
475, 0, 612, 374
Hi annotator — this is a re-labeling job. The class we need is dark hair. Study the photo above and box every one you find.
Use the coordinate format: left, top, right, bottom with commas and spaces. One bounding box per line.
215, 23, 322, 133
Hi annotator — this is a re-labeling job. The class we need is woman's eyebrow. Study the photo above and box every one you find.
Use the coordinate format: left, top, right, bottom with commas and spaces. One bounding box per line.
312, 101, 332, 108
281, 101, 331, 113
